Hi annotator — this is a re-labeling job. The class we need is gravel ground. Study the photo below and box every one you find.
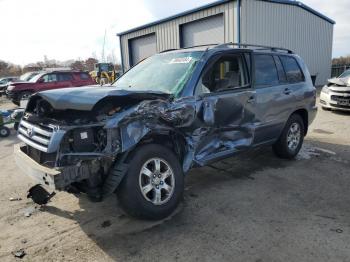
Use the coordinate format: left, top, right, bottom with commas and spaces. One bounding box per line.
0, 96, 350, 262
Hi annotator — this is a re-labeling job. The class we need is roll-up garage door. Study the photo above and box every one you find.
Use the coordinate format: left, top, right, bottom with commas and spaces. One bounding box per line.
129, 33, 157, 66
181, 14, 224, 48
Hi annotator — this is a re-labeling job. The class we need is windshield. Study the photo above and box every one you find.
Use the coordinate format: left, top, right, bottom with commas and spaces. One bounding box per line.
29, 73, 45, 83
20, 72, 40, 81
339, 70, 350, 79
113, 51, 203, 95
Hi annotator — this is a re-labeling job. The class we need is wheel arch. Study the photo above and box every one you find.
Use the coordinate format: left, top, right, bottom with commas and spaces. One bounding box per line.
292, 108, 308, 135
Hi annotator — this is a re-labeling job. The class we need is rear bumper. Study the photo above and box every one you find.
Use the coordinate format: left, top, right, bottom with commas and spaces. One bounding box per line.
14, 144, 61, 190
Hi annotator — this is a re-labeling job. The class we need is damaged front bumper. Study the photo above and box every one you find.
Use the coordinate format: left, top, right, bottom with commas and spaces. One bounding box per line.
14, 144, 91, 190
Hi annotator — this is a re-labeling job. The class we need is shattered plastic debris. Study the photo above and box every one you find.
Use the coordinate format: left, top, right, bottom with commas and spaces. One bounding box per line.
9, 197, 22, 201
297, 144, 336, 160
27, 184, 56, 205
12, 249, 26, 259
23, 206, 36, 218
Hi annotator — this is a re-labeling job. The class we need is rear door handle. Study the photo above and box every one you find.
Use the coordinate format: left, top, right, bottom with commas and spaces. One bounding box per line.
284, 88, 291, 95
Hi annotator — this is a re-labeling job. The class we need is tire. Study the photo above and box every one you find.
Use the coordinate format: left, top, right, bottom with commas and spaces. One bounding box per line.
117, 144, 184, 220
272, 114, 305, 159
0, 126, 10, 137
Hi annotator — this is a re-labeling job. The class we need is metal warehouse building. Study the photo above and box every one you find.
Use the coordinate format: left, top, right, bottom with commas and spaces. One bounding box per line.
117, 0, 335, 85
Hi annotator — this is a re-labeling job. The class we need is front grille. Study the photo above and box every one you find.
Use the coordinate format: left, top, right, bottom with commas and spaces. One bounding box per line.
18, 120, 53, 152
331, 95, 350, 102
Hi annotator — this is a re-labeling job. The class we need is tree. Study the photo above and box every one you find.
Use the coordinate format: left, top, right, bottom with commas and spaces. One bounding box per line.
70, 60, 85, 71
85, 58, 98, 72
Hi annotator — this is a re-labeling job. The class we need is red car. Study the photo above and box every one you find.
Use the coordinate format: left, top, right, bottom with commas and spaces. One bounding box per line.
6, 71, 95, 105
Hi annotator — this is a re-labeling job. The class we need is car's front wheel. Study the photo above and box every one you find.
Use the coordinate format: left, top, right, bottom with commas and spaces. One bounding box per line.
117, 144, 184, 220
273, 114, 305, 159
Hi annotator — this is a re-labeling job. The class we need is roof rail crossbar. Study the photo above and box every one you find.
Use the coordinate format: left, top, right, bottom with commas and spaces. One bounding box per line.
215, 42, 294, 54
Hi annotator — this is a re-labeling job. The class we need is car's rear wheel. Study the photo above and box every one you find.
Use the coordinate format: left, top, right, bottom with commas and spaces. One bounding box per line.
273, 114, 305, 159
117, 144, 184, 220
0, 126, 10, 137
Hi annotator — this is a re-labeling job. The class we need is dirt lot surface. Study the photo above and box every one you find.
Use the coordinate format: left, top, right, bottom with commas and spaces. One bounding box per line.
0, 96, 350, 262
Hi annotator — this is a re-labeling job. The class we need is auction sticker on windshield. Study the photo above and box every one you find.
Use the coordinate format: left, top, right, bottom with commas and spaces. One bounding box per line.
169, 57, 192, 64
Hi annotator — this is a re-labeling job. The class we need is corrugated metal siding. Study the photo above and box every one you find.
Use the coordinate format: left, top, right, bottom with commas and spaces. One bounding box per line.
241, 0, 334, 85
120, 1, 236, 71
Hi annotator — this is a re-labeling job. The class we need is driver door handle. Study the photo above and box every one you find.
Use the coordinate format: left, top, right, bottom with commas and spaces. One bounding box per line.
247, 96, 255, 103
284, 88, 291, 95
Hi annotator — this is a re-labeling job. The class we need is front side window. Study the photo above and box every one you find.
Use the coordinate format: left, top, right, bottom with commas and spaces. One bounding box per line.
41, 74, 57, 83
113, 51, 203, 96
254, 54, 279, 87
279, 56, 304, 83
197, 54, 248, 94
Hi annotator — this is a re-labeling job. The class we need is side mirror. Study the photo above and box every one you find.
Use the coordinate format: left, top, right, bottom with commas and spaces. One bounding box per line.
38, 78, 45, 83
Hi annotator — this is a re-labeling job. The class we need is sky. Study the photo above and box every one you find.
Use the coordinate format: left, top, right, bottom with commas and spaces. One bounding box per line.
0, 0, 348, 66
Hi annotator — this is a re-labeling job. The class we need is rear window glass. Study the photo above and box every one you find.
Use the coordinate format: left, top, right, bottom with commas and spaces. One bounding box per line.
280, 56, 304, 83
254, 54, 279, 87
80, 73, 90, 79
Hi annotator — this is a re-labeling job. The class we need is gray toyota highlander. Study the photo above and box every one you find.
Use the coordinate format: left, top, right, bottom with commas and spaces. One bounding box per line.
14, 43, 317, 220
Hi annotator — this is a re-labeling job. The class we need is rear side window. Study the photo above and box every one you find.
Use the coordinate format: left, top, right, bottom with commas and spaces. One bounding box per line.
57, 73, 73, 82
254, 54, 279, 87
80, 72, 90, 80
279, 56, 305, 83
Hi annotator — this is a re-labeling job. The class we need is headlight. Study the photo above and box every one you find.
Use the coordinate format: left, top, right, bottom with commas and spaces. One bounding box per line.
321, 85, 330, 94
7, 85, 14, 91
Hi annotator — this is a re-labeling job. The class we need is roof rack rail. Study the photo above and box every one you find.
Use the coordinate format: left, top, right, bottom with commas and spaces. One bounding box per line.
215, 42, 294, 54
160, 43, 220, 53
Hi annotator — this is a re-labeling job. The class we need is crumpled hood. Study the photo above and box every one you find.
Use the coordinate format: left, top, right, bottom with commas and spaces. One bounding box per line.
33, 85, 170, 111
328, 77, 350, 87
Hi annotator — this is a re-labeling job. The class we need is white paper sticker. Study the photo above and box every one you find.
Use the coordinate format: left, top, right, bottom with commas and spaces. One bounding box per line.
80, 132, 88, 140
169, 57, 192, 64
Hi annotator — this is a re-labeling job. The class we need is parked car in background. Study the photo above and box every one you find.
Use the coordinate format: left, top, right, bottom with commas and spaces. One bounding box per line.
14, 43, 317, 220
6, 71, 95, 105
0, 77, 19, 95
320, 69, 350, 111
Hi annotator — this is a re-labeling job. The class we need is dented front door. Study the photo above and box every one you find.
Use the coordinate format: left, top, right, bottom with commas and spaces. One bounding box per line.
192, 52, 256, 165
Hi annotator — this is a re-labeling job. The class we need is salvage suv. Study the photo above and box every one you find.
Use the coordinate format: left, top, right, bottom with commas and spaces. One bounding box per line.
6, 71, 95, 105
14, 43, 317, 220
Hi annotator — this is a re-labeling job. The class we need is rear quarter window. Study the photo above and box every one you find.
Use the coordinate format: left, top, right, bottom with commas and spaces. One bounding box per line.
279, 56, 305, 83
79, 73, 90, 80
254, 54, 279, 87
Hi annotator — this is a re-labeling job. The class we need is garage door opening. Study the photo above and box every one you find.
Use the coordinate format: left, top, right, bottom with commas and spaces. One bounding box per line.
180, 14, 224, 48
129, 33, 157, 67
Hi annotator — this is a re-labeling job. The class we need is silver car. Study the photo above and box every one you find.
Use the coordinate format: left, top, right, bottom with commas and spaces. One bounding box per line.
320, 69, 350, 111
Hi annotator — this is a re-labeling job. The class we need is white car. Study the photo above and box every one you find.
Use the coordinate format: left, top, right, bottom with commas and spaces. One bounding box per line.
320, 69, 350, 111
